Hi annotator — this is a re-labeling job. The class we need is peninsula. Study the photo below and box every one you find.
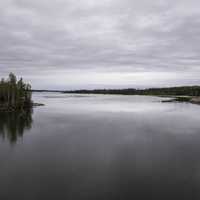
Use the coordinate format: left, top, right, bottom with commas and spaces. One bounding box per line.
0, 73, 43, 112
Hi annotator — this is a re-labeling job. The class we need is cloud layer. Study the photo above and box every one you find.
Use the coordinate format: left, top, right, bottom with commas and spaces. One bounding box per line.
0, 0, 200, 89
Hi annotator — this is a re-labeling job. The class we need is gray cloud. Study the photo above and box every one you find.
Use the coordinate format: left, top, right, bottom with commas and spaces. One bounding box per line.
0, 0, 200, 89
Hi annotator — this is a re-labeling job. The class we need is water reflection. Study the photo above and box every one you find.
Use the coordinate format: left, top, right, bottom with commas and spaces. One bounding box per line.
0, 108, 33, 143
1, 94, 200, 199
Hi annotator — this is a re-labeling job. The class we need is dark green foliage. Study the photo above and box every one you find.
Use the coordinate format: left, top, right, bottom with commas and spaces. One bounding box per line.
162, 96, 192, 103
65, 86, 200, 96
173, 96, 192, 102
0, 73, 32, 111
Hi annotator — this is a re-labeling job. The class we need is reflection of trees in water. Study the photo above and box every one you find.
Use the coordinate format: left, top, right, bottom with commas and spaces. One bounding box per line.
0, 108, 33, 144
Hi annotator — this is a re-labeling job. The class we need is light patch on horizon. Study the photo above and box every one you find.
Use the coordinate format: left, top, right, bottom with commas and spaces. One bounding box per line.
0, 0, 200, 89
17, 70, 199, 90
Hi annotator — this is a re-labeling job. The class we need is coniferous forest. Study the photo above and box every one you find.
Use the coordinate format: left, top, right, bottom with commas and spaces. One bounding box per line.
65, 86, 200, 96
0, 73, 32, 111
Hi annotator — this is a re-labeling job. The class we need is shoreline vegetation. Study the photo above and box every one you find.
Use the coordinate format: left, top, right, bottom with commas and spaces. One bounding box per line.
0, 73, 43, 112
63, 86, 200, 96
162, 96, 200, 105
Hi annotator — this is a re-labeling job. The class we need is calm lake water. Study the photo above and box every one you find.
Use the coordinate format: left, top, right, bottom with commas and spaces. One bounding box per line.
1, 93, 200, 200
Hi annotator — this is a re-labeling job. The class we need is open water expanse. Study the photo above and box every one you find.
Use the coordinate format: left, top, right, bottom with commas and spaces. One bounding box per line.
1, 93, 200, 200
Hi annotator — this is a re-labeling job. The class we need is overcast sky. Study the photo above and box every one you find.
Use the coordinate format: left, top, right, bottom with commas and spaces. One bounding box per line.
0, 0, 200, 89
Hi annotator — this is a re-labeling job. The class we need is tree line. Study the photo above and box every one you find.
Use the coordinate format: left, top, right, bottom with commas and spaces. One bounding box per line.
0, 73, 32, 110
65, 86, 200, 96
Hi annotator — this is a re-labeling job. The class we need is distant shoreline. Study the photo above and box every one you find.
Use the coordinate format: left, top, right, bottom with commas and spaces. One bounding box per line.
32, 85, 200, 96
32, 86, 200, 105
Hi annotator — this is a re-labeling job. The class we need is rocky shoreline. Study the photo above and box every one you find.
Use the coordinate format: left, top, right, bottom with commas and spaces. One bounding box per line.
190, 97, 200, 104
162, 96, 200, 105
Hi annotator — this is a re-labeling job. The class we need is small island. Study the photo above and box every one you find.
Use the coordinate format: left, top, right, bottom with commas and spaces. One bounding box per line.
0, 73, 43, 112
